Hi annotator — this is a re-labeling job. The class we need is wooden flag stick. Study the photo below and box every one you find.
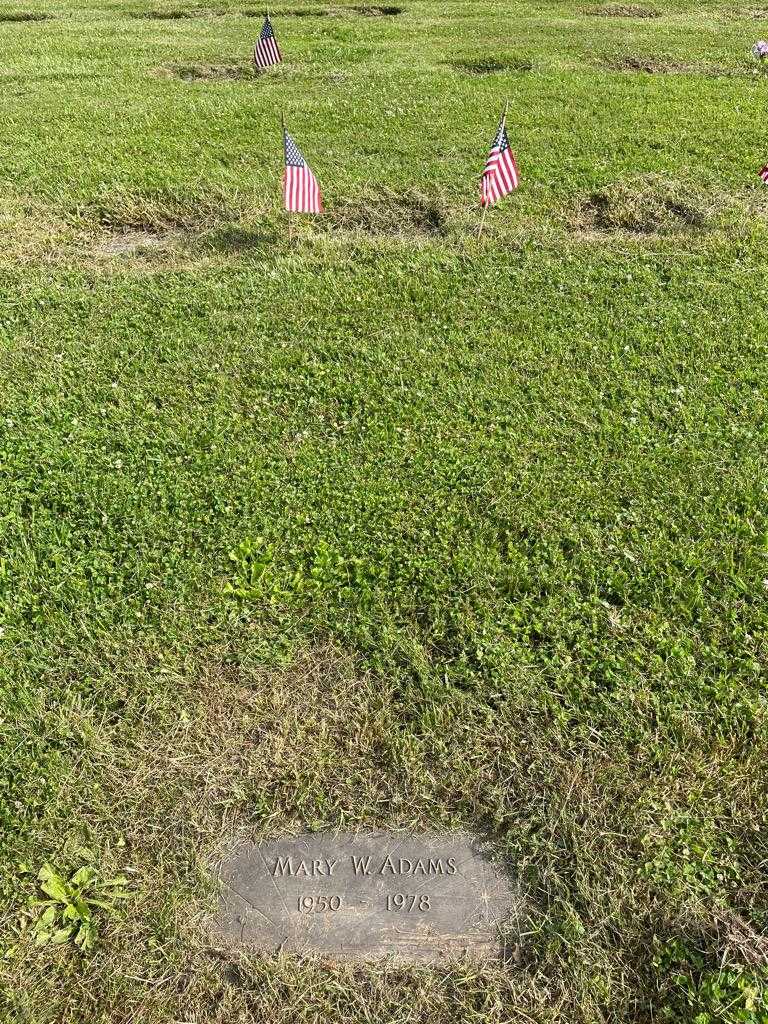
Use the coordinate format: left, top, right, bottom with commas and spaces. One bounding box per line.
477, 98, 510, 240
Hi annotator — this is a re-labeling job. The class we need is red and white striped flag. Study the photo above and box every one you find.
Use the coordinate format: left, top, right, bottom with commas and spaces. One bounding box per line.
254, 14, 281, 69
760, 164, 768, 184
283, 128, 322, 213
481, 112, 519, 208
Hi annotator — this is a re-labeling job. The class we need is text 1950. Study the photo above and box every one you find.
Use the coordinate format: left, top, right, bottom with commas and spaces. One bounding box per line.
297, 895, 341, 913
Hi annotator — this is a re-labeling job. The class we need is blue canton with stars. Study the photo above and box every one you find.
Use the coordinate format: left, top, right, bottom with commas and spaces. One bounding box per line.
284, 132, 307, 167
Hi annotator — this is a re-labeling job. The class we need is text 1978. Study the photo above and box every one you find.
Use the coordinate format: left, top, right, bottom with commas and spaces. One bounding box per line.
385, 894, 431, 912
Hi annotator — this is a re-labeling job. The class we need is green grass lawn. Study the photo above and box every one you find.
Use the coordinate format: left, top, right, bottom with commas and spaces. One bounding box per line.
1, 0, 768, 1020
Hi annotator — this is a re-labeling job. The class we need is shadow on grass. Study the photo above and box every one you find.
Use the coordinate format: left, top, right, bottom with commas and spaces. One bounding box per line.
203, 225, 283, 252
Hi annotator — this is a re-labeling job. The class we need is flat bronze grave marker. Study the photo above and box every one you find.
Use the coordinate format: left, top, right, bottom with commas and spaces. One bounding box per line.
211, 833, 520, 961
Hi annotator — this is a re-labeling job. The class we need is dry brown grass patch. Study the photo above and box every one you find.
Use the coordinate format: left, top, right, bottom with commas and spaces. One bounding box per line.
131, 8, 196, 18
95, 205, 199, 231
241, 4, 323, 11
4, 644, 768, 1023
244, 4, 403, 13
93, 226, 180, 257
348, 5, 404, 14
242, 6, 328, 14
76, 648, 412, 860
0, 199, 75, 264
156, 61, 261, 81
602, 55, 738, 75
84, 200, 223, 260
585, 3, 660, 16
714, 910, 768, 967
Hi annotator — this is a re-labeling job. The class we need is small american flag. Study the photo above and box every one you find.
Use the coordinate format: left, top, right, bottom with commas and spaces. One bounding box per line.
481, 113, 519, 208
760, 164, 768, 184
283, 128, 322, 213
254, 14, 281, 69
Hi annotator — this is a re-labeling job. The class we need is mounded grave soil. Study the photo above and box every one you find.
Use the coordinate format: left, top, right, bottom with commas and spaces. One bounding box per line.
450, 56, 533, 74
0, 11, 53, 20
329, 192, 448, 236
586, 3, 661, 16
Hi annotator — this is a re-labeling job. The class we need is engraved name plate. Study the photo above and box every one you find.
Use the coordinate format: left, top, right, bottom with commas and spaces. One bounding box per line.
211, 833, 520, 961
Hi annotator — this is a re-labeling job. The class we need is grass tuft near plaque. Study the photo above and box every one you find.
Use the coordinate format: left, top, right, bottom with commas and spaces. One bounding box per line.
211, 833, 521, 961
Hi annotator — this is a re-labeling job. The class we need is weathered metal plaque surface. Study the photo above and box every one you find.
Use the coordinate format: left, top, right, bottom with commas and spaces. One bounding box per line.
211, 833, 520, 961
